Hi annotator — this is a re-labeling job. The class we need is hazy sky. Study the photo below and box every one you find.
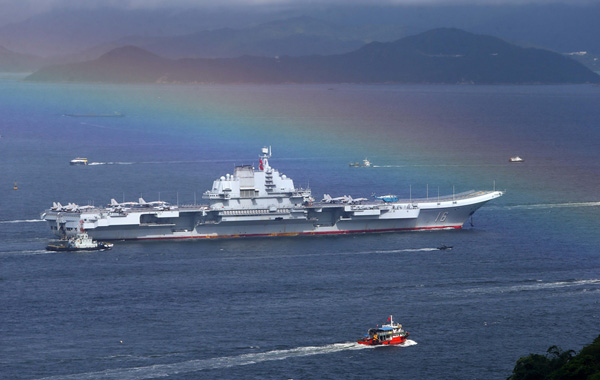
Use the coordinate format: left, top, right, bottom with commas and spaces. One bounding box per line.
0, 0, 594, 26
1, 0, 594, 13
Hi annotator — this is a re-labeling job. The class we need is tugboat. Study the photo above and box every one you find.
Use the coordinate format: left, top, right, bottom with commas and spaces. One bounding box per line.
46, 224, 113, 252
357, 315, 409, 346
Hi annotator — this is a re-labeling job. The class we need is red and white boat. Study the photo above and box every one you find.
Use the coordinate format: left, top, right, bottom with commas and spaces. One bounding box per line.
357, 315, 409, 346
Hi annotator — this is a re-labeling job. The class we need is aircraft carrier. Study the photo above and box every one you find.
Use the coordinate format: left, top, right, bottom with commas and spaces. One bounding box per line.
41, 147, 504, 240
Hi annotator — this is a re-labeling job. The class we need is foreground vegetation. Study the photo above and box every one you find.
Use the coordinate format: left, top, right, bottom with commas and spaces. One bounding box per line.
508, 335, 600, 380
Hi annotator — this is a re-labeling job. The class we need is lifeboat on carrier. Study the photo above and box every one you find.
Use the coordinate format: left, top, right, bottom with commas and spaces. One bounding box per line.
357, 315, 409, 346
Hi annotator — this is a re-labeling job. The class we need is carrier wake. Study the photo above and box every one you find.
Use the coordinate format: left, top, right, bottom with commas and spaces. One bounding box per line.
41, 147, 503, 241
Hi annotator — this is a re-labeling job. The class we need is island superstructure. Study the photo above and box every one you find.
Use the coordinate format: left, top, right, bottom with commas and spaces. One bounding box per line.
41, 147, 503, 240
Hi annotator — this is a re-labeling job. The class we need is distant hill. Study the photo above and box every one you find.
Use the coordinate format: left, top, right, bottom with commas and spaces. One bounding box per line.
0, 7, 272, 57
27, 46, 170, 83
310, 4, 600, 55
26, 29, 600, 85
62, 16, 407, 62
0, 46, 45, 72
565, 51, 600, 75
136, 17, 376, 59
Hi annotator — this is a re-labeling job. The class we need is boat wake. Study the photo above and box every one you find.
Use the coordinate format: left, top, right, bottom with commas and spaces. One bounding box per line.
37, 342, 377, 380
492, 202, 600, 211
465, 279, 600, 294
397, 339, 418, 347
373, 248, 440, 254
1, 249, 48, 256
0, 219, 44, 224
88, 162, 134, 165
228, 248, 444, 261
88, 160, 234, 166
372, 164, 504, 168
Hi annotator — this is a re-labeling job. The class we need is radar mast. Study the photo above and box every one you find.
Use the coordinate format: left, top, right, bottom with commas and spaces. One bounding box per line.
259, 146, 271, 171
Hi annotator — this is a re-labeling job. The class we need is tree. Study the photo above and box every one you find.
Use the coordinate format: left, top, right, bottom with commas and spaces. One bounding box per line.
508, 336, 600, 380
508, 353, 554, 380
552, 336, 600, 380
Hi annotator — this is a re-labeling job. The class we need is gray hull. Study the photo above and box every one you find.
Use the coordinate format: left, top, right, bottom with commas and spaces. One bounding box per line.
43, 193, 500, 241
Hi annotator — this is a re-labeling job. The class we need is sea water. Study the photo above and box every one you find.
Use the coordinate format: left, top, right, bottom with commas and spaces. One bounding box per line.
1, 75, 599, 379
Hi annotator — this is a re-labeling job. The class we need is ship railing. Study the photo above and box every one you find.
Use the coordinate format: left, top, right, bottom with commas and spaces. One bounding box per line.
312, 190, 488, 207
408, 190, 486, 204
386, 190, 486, 204
178, 204, 209, 209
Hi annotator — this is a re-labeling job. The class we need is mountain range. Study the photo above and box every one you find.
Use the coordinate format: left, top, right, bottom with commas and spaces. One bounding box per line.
78, 16, 407, 60
2, 9, 600, 74
25, 28, 600, 85
1, 4, 599, 58
0, 16, 407, 73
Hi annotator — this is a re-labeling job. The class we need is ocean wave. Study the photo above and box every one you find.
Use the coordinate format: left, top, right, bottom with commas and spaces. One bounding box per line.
36, 342, 385, 380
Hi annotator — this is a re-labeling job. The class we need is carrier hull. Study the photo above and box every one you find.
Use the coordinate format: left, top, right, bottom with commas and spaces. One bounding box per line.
42, 193, 502, 241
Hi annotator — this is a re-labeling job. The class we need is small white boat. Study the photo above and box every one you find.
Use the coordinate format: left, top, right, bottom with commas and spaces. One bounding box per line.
509, 156, 524, 163
70, 158, 88, 165
349, 158, 372, 167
